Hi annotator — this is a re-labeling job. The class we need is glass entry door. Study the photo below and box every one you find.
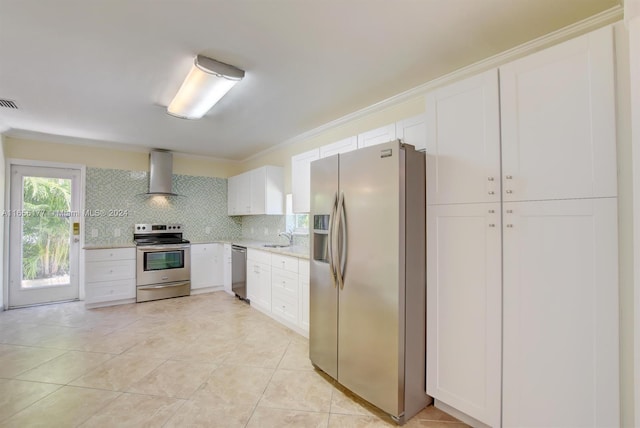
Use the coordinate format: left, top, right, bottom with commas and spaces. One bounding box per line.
8, 165, 81, 307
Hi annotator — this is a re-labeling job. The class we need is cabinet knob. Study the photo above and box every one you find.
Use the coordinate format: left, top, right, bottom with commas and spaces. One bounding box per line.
489, 224, 496, 228
506, 224, 514, 228
488, 191, 495, 195
488, 210, 495, 214
505, 175, 513, 179
506, 209, 513, 214
488, 177, 494, 181
506, 190, 513, 194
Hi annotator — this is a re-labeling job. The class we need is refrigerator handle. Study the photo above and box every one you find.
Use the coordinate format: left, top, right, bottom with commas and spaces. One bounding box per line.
335, 191, 347, 289
328, 192, 338, 288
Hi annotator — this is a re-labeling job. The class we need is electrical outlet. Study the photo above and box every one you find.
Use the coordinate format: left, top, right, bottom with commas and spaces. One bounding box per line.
91, 229, 98, 238
205, 226, 211, 234
114, 228, 120, 237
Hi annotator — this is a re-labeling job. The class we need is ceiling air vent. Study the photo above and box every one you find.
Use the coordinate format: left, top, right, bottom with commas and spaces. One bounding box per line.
0, 99, 18, 109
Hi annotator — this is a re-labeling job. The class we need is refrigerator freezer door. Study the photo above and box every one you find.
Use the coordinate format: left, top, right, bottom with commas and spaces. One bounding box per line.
309, 155, 340, 379
337, 141, 404, 416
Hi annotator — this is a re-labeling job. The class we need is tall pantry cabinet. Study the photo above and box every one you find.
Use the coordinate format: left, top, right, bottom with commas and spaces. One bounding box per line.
426, 25, 619, 428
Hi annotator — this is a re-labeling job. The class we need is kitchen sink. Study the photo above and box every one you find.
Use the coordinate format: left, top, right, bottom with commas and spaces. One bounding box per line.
263, 244, 290, 248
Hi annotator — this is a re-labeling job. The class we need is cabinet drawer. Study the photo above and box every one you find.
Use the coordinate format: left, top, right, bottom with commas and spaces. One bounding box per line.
271, 254, 298, 273
86, 260, 135, 282
85, 279, 135, 302
272, 294, 298, 324
248, 261, 271, 275
85, 248, 135, 262
298, 259, 310, 277
191, 243, 218, 254
247, 248, 271, 265
272, 268, 298, 298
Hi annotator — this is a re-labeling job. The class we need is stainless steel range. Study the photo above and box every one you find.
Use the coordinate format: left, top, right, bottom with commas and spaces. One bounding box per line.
134, 223, 191, 303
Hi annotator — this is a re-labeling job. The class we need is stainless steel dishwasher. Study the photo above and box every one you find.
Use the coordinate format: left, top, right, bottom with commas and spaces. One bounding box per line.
231, 245, 247, 301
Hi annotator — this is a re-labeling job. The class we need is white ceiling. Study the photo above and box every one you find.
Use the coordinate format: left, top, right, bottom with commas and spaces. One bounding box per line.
0, 0, 621, 161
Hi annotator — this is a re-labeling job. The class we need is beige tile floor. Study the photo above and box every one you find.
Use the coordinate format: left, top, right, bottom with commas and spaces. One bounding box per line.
0, 292, 468, 427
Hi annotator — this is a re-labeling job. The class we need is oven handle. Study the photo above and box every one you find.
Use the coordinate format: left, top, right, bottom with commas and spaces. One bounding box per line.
137, 245, 191, 251
138, 281, 189, 290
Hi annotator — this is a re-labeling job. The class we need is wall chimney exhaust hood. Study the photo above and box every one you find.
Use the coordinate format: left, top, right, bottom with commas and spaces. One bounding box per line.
147, 150, 179, 196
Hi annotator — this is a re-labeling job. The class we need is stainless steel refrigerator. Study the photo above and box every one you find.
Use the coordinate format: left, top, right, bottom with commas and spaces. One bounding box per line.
309, 140, 430, 424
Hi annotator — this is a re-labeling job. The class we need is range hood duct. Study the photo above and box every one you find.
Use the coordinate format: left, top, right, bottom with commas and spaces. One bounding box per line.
147, 150, 179, 196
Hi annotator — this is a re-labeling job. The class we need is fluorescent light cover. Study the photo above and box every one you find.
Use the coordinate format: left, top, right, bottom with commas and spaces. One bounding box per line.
167, 55, 245, 119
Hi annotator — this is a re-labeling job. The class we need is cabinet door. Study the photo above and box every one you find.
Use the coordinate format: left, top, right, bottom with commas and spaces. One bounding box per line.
191, 244, 224, 290
502, 198, 619, 428
425, 69, 501, 205
247, 261, 271, 312
190, 245, 213, 290
500, 26, 616, 201
319, 136, 358, 158
299, 260, 310, 333
236, 172, 252, 215
250, 168, 266, 215
223, 244, 232, 294
356, 124, 396, 148
263, 166, 284, 215
426, 203, 502, 427
227, 175, 238, 215
291, 148, 320, 213
396, 114, 426, 151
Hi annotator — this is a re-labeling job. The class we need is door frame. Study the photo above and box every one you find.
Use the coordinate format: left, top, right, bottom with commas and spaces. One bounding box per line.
3, 159, 86, 309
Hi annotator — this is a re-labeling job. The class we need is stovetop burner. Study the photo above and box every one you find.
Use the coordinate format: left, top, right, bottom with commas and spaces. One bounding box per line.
133, 223, 189, 246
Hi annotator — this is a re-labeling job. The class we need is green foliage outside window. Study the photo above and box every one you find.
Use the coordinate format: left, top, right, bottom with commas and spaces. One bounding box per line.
22, 177, 71, 280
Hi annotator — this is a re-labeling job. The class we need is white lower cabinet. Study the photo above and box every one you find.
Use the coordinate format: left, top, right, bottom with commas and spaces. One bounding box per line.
299, 260, 310, 332
223, 243, 233, 295
271, 254, 299, 326
427, 198, 619, 428
502, 198, 619, 428
191, 243, 224, 293
245, 248, 310, 336
247, 249, 272, 312
426, 203, 502, 427
85, 248, 136, 307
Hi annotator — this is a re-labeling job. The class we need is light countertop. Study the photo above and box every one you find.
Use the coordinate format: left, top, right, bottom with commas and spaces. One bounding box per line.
192, 239, 310, 259
85, 240, 310, 259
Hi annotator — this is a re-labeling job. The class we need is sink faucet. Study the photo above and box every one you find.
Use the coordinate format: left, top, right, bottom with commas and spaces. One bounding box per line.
278, 231, 293, 246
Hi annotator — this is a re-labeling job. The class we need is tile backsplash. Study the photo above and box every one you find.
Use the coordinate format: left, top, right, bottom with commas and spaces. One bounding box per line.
241, 215, 309, 248
84, 168, 241, 246
84, 167, 310, 248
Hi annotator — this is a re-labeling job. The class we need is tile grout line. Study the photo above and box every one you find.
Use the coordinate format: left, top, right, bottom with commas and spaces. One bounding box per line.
242, 337, 293, 427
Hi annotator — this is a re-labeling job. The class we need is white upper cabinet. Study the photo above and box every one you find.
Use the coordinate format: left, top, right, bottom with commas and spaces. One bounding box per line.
425, 69, 501, 205
319, 136, 357, 158
357, 123, 396, 148
396, 114, 426, 151
502, 198, 619, 428
236, 171, 252, 214
227, 166, 284, 215
291, 148, 320, 213
500, 26, 616, 202
426, 203, 502, 427
227, 175, 238, 215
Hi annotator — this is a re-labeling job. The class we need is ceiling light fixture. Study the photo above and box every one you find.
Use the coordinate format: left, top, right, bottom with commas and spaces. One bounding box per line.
167, 55, 245, 119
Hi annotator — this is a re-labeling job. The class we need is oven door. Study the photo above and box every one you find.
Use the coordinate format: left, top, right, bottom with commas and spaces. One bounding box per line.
136, 244, 191, 286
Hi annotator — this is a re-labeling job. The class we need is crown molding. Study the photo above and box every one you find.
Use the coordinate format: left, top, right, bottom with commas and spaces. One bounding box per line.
244, 5, 624, 162
2, 129, 238, 164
